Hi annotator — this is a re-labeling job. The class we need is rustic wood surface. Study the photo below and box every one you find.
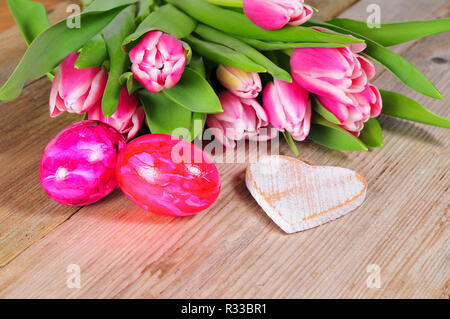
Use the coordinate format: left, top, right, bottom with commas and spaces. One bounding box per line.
0, 0, 448, 299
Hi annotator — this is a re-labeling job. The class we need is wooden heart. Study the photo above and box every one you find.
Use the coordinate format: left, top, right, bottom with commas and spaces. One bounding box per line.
246, 155, 367, 233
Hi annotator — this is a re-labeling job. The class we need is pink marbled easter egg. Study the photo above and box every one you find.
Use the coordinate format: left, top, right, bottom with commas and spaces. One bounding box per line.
40, 120, 126, 206
116, 134, 221, 217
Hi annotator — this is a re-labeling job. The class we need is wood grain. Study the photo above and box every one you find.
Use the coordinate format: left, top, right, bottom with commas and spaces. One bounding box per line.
0, 2, 75, 86
0, 0, 67, 33
309, 0, 359, 20
0, 2, 81, 266
0, 0, 449, 298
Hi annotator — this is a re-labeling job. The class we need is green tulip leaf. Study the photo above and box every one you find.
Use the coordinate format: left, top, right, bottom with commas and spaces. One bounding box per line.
162, 67, 223, 114
265, 51, 292, 74
182, 41, 193, 64
359, 118, 383, 148
75, 34, 107, 69
195, 24, 292, 82
327, 18, 450, 47
0, 1, 136, 102
191, 112, 207, 140
166, 0, 363, 44
380, 90, 450, 128
6, 0, 55, 81
6, 0, 50, 46
311, 97, 341, 125
185, 36, 266, 73
306, 20, 443, 100
136, 0, 156, 24
206, 0, 243, 7
189, 55, 206, 78
83, 0, 139, 13
139, 90, 196, 141
102, 5, 136, 116
119, 72, 142, 94
309, 115, 368, 151
282, 131, 300, 156
123, 4, 197, 50
238, 37, 346, 51
187, 55, 214, 139
80, 0, 95, 9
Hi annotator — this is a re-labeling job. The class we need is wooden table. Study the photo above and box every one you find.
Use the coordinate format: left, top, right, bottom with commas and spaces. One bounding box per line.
0, 0, 448, 299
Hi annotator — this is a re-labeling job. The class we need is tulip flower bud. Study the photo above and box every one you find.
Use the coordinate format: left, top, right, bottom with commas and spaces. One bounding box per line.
243, 0, 314, 30
129, 31, 187, 93
88, 86, 145, 141
263, 79, 311, 141
290, 45, 376, 105
216, 65, 262, 99
318, 84, 383, 134
207, 92, 275, 148
49, 52, 107, 118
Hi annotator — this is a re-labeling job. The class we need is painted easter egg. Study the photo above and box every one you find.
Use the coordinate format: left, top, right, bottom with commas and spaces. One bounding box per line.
40, 120, 126, 206
116, 134, 221, 216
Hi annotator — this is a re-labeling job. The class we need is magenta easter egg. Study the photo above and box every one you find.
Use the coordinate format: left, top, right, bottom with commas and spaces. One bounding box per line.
40, 120, 126, 206
116, 134, 221, 217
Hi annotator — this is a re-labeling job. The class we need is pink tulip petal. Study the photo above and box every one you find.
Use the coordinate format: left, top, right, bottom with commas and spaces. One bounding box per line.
49, 68, 63, 118
164, 56, 186, 89
115, 87, 139, 121
129, 31, 162, 63
207, 116, 236, 148
358, 55, 376, 81
263, 81, 287, 130
369, 85, 382, 117
218, 92, 245, 120
243, 0, 290, 30
348, 41, 367, 54
275, 79, 309, 122
87, 101, 102, 121
157, 33, 186, 60
241, 98, 268, 124
288, 4, 314, 26
293, 73, 354, 105
126, 106, 145, 141
318, 95, 349, 124
59, 53, 99, 102
291, 47, 353, 79
81, 67, 107, 113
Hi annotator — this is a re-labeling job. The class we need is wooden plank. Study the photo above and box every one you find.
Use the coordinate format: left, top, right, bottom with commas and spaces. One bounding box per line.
0, 0, 67, 33
0, 0, 448, 298
0, 2, 73, 86
309, 0, 359, 20
0, 2, 81, 266
0, 78, 83, 267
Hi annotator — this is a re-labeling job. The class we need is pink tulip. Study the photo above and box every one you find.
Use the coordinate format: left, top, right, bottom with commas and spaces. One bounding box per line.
290, 45, 376, 105
129, 31, 187, 93
243, 0, 314, 30
207, 92, 276, 148
216, 65, 262, 99
263, 79, 311, 141
49, 52, 107, 117
318, 84, 382, 134
88, 86, 145, 141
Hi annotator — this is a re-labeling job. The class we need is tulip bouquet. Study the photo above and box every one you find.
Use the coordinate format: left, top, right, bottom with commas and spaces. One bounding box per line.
1, 0, 450, 211
3, 0, 450, 154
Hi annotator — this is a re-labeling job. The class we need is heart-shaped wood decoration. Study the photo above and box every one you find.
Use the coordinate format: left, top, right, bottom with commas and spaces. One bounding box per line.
246, 155, 367, 233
